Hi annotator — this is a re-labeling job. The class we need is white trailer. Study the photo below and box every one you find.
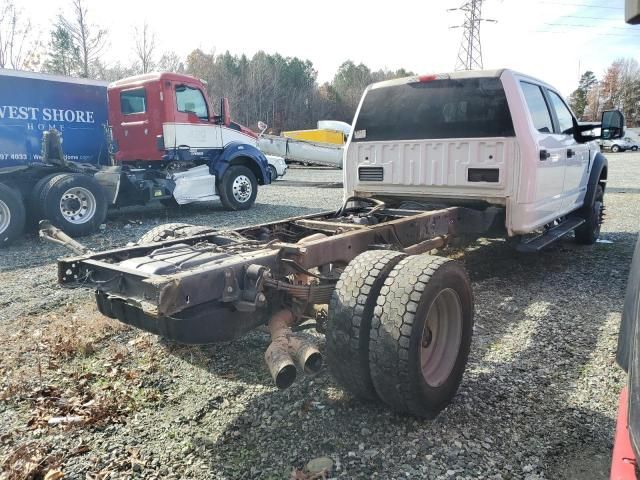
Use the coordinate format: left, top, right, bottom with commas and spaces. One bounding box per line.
258, 134, 345, 168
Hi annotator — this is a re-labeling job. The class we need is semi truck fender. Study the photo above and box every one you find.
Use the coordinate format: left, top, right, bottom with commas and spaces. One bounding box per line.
583, 152, 608, 208
210, 142, 271, 185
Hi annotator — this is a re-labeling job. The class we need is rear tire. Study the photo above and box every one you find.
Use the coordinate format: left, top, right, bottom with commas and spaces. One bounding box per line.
611, 145, 621, 153
28, 173, 62, 228
632, 146, 638, 152
138, 222, 216, 244
369, 255, 474, 418
0, 182, 26, 247
575, 184, 604, 245
218, 165, 258, 211
326, 250, 406, 401
35, 173, 107, 237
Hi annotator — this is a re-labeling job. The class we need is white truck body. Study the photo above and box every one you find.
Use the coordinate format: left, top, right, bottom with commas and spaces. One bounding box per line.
343, 69, 604, 236
258, 134, 344, 168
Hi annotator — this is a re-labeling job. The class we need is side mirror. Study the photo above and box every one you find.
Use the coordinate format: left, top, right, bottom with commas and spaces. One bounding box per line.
220, 98, 231, 126
601, 110, 625, 140
257, 121, 268, 135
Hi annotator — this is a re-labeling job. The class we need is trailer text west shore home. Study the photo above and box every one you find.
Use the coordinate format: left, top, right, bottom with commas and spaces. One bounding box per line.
43, 69, 625, 417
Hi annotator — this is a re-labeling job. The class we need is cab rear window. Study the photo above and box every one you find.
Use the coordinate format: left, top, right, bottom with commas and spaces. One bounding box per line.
120, 88, 146, 115
352, 77, 514, 142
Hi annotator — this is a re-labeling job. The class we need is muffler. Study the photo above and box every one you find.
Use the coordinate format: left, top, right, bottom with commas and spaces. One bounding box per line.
264, 309, 323, 389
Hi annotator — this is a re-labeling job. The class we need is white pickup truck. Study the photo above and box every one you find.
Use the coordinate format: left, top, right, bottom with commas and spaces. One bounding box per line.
344, 69, 624, 250
47, 69, 625, 419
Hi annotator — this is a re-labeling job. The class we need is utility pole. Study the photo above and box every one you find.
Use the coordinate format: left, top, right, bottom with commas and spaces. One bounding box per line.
448, 0, 496, 71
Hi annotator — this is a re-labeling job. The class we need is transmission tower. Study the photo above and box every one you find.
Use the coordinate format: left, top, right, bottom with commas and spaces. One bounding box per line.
448, 0, 496, 71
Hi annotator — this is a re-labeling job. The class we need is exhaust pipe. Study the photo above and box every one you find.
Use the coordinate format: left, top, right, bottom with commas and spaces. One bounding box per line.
264, 310, 323, 389
289, 336, 323, 375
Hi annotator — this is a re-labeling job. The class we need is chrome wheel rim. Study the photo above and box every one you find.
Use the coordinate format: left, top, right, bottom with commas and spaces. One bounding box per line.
420, 288, 463, 387
0, 199, 10, 235
59, 187, 97, 224
232, 175, 252, 203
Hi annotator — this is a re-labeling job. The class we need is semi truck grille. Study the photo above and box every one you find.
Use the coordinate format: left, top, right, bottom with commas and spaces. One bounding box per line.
358, 167, 384, 181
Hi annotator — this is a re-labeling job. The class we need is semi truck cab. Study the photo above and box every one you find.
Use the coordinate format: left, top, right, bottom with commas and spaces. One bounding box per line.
103, 72, 270, 210
109, 73, 260, 164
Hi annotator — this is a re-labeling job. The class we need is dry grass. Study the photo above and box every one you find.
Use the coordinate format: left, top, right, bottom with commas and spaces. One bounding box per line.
0, 303, 129, 400
1, 302, 163, 446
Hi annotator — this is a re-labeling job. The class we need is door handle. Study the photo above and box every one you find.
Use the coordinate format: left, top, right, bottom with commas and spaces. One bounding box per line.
540, 150, 550, 161
567, 148, 574, 158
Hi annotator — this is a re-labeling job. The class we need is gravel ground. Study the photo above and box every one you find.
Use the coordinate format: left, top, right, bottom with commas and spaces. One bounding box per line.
0, 156, 638, 479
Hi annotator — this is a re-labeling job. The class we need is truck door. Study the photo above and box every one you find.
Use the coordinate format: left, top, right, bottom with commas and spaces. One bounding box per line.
164, 83, 222, 158
545, 89, 590, 212
117, 87, 151, 160
520, 81, 566, 218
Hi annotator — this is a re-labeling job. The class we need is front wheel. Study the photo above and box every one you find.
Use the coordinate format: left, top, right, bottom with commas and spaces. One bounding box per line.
575, 184, 604, 245
268, 165, 278, 182
369, 255, 474, 418
218, 165, 258, 211
0, 182, 26, 247
611, 145, 621, 153
632, 146, 638, 152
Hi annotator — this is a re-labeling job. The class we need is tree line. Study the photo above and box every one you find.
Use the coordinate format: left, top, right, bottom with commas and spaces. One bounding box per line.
0, 0, 412, 132
569, 59, 640, 127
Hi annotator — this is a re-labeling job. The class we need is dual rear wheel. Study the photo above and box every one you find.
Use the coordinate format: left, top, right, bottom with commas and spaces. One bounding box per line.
326, 250, 474, 418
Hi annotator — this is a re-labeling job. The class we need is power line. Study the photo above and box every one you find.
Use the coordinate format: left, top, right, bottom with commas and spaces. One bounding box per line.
535, 30, 640, 37
545, 22, 640, 30
539, 1, 623, 9
558, 14, 624, 20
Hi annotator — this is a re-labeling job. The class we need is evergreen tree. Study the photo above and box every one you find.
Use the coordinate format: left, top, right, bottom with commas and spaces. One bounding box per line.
42, 26, 79, 76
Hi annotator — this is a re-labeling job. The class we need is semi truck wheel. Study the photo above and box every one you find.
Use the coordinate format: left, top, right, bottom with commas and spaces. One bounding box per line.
575, 184, 604, 245
369, 255, 474, 418
138, 223, 216, 244
218, 165, 258, 211
326, 250, 406, 401
35, 173, 107, 237
0, 183, 26, 247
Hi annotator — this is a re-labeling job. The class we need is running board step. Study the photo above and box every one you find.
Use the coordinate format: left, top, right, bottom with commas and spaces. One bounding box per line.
516, 218, 585, 253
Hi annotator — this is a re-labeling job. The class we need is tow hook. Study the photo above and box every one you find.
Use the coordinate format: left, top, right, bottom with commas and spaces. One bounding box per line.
38, 220, 93, 255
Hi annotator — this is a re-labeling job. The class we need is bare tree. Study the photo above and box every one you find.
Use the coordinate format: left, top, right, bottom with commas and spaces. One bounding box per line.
0, 0, 40, 70
158, 50, 183, 73
57, 0, 107, 78
134, 21, 156, 74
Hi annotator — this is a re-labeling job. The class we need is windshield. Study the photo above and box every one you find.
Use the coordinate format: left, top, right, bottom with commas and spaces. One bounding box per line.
352, 77, 515, 142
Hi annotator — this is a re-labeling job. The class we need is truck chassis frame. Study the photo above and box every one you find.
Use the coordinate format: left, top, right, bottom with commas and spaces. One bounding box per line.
51, 201, 499, 415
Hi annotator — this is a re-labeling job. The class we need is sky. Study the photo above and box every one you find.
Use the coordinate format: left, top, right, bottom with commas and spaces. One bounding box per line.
24, 0, 640, 96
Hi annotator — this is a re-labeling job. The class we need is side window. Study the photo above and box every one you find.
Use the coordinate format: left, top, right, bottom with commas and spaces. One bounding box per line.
520, 82, 553, 134
547, 90, 575, 135
120, 88, 146, 115
175, 85, 208, 120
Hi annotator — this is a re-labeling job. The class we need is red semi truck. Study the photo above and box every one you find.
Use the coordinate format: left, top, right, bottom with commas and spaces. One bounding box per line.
0, 71, 271, 247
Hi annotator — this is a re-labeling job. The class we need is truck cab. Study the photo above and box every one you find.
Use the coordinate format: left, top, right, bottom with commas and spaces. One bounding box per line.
105, 72, 270, 210
109, 72, 260, 164
344, 69, 622, 245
